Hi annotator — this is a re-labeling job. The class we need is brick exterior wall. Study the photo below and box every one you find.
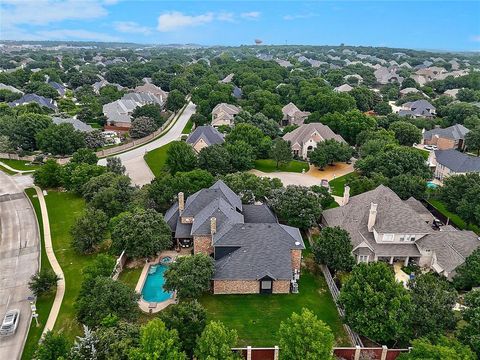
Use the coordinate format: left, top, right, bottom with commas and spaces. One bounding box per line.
213, 280, 291, 294
291, 249, 302, 272
424, 136, 456, 150
193, 235, 213, 255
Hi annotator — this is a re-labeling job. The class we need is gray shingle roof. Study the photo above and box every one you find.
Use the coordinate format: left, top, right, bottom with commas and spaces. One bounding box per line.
186, 126, 224, 147
283, 123, 346, 147
424, 124, 469, 141
9, 93, 57, 111
242, 204, 277, 223
434, 149, 480, 173
404, 197, 434, 224
52, 117, 93, 133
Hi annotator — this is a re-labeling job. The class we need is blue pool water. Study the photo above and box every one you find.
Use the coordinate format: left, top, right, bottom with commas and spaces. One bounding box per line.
141, 264, 173, 302
427, 181, 438, 189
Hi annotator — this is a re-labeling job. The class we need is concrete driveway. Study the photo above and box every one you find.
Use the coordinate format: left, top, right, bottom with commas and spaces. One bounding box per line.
0, 171, 39, 360
98, 101, 197, 186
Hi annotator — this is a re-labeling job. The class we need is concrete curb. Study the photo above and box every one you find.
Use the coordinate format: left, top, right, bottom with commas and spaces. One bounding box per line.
0, 161, 35, 174
33, 187, 66, 335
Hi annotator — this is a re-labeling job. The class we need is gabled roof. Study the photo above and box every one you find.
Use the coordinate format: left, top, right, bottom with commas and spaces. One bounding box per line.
434, 149, 480, 173
423, 124, 469, 141
186, 126, 224, 147
334, 84, 353, 92
48, 81, 66, 95
282, 102, 301, 117
211, 103, 240, 116
9, 93, 57, 111
220, 73, 234, 83
242, 204, 277, 223
52, 117, 93, 132
0, 83, 23, 94
134, 83, 168, 100
282, 123, 345, 146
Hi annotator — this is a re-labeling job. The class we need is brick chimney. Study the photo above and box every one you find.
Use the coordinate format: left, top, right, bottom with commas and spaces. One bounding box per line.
343, 185, 350, 206
178, 192, 184, 214
367, 203, 377, 232
210, 217, 217, 235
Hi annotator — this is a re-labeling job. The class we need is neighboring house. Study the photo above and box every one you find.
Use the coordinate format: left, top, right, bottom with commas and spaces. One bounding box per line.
443, 89, 460, 98
275, 59, 293, 68
281, 102, 311, 126
430, 149, 480, 181
9, 93, 57, 111
48, 81, 66, 97
232, 86, 243, 99
164, 180, 305, 294
399, 100, 436, 118
344, 74, 363, 84
186, 125, 225, 153
374, 67, 404, 84
423, 124, 469, 150
334, 84, 353, 93
134, 83, 168, 104
282, 123, 346, 159
92, 79, 124, 94
399, 87, 420, 97
322, 185, 480, 279
52, 117, 94, 132
0, 83, 23, 94
219, 73, 234, 84
211, 103, 240, 127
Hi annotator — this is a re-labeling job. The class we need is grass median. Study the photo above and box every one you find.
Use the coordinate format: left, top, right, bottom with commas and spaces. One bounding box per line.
254, 159, 309, 173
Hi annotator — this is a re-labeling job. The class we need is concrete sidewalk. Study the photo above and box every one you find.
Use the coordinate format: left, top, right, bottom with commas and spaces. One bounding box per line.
34, 187, 65, 335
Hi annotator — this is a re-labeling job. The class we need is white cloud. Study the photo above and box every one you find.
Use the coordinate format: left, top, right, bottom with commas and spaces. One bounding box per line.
157, 11, 215, 32
217, 12, 235, 22
471, 35, 480, 42
241, 11, 261, 20
36, 29, 120, 42
114, 21, 152, 35
283, 13, 317, 21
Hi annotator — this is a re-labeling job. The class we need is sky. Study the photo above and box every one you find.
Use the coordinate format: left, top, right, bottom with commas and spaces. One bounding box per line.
1, 0, 479, 51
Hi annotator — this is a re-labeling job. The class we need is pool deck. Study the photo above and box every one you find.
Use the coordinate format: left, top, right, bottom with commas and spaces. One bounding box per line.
135, 250, 179, 313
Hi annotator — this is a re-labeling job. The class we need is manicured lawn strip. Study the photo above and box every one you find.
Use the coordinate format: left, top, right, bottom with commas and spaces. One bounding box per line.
199, 269, 349, 347
182, 119, 193, 134
144, 143, 172, 178
0, 164, 16, 175
118, 267, 143, 290
254, 159, 309, 173
22, 188, 56, 360
328, 172, 359, 196
0, 158, 41, 171
44, 191, 92, 340
428, 198, 480, 234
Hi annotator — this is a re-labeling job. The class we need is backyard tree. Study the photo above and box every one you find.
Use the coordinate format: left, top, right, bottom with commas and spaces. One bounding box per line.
95, 321, 140, 360
71, 148, 98, 165
70, 208, 109, 253
387, 174, 427, 200
160, 300, 207, 357
166, 89, 186, 112
76, 276, 139, 327
459, 290, 480, 358
195, 321, 239, 360
310, 140, 353, 169
225, 123, 267, 156
453, 249, 480, 290
8, 113, 52, 151
198, 144, 232, 175
389, 121, 422, 146
110, 208, 172, 258
225, 140, 255, 171
465, 126, 480, 155
69, 326, 98, 360
33, 159, 63, 188
397, 337, 476, 360
312, 227, 355, 272
190, 113, 209, 127
129, 319, 186, 360
234, 111, 280, 138
278, 308, 334, 360
164, 254, 215, 299
166, 141, 198, 175
270, 185, 323, 229
222, 172, 283, 204
28, 269, 60, 297
338, 262, 411, 343
129, 116, 158, 139
64, 163, 106, 194
34, 331, 71, 360
36, 123, 86, 156
374, 101, 392, 115
132, 104, 165, 127
106, 156, 126, 175
408, 273, 457, 339
269, 138, 292, 169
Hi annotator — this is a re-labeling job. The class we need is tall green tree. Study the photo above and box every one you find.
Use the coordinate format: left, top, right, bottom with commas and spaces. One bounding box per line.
309, 139, 353, 169
459, 290, 480, 358
222, 172, 283, 203
33, 159, 63, 188
34, 331, 71, 360
166, 89, 186, 112
71, 208, 109, 254
278, 308, 334, 360
312, 227, 355, 272
453, 249, 480, 290
166, 141, 198, 175
195, 321, 239, 360
465, 126, 480, 155
269, 138, 292, 169
398, 337, 476, 360
198, 144, 232, 175
36, 123, 86, 155
389, 121, 422, 146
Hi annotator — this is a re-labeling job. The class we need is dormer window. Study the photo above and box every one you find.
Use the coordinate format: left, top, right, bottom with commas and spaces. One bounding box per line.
383, 234, 394, 242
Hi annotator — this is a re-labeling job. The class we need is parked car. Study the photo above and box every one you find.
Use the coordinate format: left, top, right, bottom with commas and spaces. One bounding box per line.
424, 145, 438, 151
0, 309, 20, 336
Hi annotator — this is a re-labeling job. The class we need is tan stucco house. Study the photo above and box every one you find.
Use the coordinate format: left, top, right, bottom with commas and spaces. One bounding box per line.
164, 181, 305, 294
185, 126, 225, 153
211, 103, 240, 127
281, 102, 311, 126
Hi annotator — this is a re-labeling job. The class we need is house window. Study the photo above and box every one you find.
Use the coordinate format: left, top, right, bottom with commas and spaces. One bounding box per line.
399, 235, 405, 242
410, 236, 416, 242
383, 234, 394, 242
261, 280, 272, 290
358, 255, 369, 263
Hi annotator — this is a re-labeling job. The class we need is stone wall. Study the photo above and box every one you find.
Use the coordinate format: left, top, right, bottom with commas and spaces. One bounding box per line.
272, 280, 290, 294
291, 249, 302, 272
193, 235, 213, 255
213, 280, 259, 294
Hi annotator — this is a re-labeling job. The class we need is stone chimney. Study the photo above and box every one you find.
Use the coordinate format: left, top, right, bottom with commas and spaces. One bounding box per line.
210, 217, 217, 235
343, 185, 350, 206
367, 203, 377, 232
178, 192, 184, 214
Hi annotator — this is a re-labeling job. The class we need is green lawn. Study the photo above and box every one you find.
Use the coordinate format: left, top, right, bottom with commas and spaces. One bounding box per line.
254, 159, 309, 173
182, 119, 193, 134
328, 172, 359, 196
44, 191, 94, 339
0, 158, 41, 171
22, 188, 56, 360
144, 143, 172, 177
428, 198, 480, 234
0, 164, 16, 175
199, 269, 349, 347
118, 267, 143, 290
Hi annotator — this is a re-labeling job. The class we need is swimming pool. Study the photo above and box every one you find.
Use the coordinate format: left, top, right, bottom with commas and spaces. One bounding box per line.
141, 264, 173, 302
426, 181, 438, 189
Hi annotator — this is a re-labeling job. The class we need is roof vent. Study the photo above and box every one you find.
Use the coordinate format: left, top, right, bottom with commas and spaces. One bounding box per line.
295, 241, 300, 246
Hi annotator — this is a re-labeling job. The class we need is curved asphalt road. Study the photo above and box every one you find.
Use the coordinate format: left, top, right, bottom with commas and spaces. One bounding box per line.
0, 172, 39, 360
98, 101, 196, 186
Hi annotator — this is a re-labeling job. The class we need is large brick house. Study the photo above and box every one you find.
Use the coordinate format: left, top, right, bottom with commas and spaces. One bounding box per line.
164, 180, 305, 294
422, 124, 469, 151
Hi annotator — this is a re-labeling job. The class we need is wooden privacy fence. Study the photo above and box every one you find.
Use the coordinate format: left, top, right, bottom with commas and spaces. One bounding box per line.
232, 346, 410, 360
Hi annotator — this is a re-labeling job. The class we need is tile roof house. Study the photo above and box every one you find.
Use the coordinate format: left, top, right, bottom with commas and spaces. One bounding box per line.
165, 180, 305, 294
211, 103, 240, 127
430, 149, 480, 181
47, 81, 66, 97
443, 89, 460, 98
374, 67, 404, 85
399, 100, 436, 118
282, 123, 346, 159
219, 73, 234, 84
322, 185, 480, 279
334, 84, 354, 93
92, 79, 124, 94
423, 124, 469, 150
0, 83, 23, 94
399, 87, 420, 96
186, 125, 225, 153
52, 117, 94, 133
9, 94, 57, 111
281, 102, 311, 126
134, 83, 168, 104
